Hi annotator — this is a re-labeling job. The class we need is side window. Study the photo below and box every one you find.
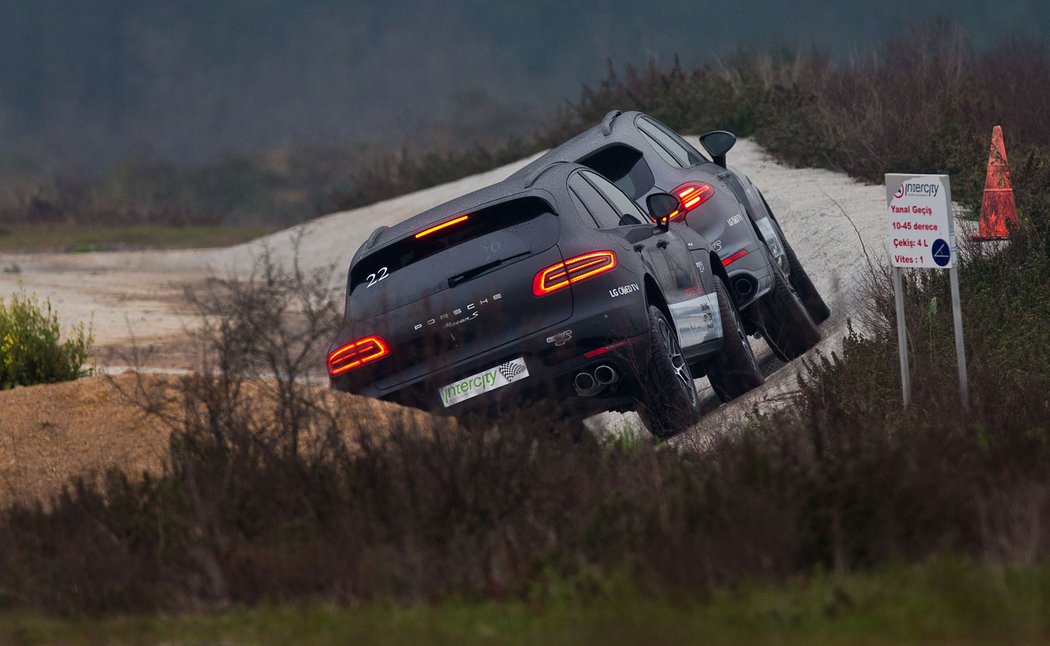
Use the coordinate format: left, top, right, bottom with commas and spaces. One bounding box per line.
568, 173, 622, 229
568, 186, 601, 228
637, 129, 682, 168
647, 117, 709, 165
637, 116, 704, 167
581, 171, 648, 226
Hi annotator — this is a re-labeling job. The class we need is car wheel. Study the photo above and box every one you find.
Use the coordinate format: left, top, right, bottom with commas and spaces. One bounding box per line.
773, 228, 831, 325
753, 251, 821, 362
705, 276, 764, 402
636, 304, 702, 439
761, 196, 831, 324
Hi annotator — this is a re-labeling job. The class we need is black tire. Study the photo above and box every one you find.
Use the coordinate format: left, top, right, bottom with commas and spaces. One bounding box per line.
776, 228, 831, 325
760, 194, 831, 324
754, 251, 821, 362
705, 276, 764, 402
636, 304, 702, 439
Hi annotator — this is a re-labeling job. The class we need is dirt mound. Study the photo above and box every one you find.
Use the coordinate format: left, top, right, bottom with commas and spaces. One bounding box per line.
0, 373, 437, 506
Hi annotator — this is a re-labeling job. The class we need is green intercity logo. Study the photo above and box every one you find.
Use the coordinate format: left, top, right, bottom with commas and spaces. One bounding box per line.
441, 368, 499, 405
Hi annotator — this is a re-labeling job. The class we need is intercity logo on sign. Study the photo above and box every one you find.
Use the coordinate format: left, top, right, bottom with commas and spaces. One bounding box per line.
885, 173, 955, 269
893, 181, 940, 199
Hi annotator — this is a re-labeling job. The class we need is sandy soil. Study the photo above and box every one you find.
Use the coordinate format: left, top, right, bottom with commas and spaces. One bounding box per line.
0, 373, 439, 506
0, 138, 951, 497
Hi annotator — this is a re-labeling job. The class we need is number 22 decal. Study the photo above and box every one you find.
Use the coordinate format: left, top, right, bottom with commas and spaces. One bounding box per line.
366, 267, 388, 288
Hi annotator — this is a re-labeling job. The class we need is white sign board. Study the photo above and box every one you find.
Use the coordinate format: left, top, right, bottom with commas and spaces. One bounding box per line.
885, 173, 955, 269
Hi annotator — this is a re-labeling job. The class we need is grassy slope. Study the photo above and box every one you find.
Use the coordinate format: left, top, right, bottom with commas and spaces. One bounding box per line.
2, 559, 1047, 645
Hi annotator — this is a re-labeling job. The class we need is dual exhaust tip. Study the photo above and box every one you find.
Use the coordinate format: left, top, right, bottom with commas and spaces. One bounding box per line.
574, 364, 619, 396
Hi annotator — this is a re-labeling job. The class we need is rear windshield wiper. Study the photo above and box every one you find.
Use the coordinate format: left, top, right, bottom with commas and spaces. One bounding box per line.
447, 252, 529, 288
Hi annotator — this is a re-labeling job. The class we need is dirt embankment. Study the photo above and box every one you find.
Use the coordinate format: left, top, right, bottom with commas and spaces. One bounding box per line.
0, 373, 437, 506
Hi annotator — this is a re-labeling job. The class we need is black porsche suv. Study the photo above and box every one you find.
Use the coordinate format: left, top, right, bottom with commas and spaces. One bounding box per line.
511, 110, 830, 362
327, 161, 764, 437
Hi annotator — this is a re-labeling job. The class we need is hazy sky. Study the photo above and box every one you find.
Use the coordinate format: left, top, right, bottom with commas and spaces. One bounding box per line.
1, 0, 1047, 166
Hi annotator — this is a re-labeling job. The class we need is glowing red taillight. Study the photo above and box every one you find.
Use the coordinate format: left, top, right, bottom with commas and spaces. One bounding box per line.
327, 335, 390, 376
533, 251, 617, 297
671, 181, 715, 218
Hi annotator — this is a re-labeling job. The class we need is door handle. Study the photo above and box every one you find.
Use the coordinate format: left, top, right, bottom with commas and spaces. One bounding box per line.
633, 243, 645, 252
656, 240, 670, 249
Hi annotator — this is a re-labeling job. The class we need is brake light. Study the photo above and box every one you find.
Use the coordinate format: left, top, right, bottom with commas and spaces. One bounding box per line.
415, 214, 468, 239
533, 251, 617, 296
721, 249, 749, 266
672, 182, 715, 217
327, 335, 390, 375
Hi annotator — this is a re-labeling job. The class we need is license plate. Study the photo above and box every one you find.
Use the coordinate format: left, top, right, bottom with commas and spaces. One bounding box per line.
438, 358, 530, 408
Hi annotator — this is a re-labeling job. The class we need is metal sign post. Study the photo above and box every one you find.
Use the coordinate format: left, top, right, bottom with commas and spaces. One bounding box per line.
892, 265, 911, 406
949, 263, 969, 408
885, 174, 969, 412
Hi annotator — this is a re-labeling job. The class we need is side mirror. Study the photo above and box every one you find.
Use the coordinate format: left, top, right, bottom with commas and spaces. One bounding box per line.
646, 192, 680, 232
698, 130, 736, 168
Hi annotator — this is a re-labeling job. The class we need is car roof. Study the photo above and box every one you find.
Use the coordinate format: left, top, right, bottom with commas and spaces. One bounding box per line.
509, 110, 644, 183
352, 160, 584, 265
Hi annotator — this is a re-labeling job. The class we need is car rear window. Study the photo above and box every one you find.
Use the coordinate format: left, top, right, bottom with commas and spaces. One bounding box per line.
348, 196, 556, 302
579, 144, 655, 200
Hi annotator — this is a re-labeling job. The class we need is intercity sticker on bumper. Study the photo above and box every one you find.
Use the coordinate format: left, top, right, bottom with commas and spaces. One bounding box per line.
439, 358, 530, 408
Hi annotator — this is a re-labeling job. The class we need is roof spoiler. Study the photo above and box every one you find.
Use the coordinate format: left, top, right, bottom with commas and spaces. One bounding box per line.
600, 110, 623, 136
364, 225, 389, 249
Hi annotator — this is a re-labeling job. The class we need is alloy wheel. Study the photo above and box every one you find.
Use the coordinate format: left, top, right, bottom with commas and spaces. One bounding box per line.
657, 316, 696, 406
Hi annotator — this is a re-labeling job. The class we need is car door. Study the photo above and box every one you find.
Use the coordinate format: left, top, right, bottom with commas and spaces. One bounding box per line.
570, 170, 723, 358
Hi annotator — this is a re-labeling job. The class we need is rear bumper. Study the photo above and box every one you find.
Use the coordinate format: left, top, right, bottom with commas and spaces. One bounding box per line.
331, 303, 654, 418
724, 244, 775, 310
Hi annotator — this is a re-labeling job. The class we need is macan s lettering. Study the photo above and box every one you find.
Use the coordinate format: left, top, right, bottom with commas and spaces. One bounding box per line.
414, 293, 502, 330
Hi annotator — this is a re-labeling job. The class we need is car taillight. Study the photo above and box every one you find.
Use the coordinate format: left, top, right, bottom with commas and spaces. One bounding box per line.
327, 335, 390, 376
533, 251, 617, 297
671, 181, 715, 218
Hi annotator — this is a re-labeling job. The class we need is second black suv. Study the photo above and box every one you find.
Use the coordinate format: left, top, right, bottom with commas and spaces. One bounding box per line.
512, 110, 830, 363
327, 161, 764, 437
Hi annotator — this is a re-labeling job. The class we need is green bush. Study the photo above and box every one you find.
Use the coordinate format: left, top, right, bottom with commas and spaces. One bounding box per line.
0, 292, 92, 389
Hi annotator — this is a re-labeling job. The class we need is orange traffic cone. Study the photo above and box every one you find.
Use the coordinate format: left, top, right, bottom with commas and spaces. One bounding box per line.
973, 125, 1019, 240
